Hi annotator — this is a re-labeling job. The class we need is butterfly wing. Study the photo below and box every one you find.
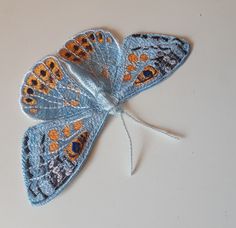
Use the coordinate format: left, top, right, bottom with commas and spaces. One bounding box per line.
22, 109, 108, 205
58, 29, 122, 95
20, 29, 122, 205
20, 55, 96, 120
113, 33, 190, 101
21, 30, 190, 205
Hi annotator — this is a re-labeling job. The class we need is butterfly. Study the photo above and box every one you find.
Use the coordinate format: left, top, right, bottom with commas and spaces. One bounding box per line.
20, 29, 190, 205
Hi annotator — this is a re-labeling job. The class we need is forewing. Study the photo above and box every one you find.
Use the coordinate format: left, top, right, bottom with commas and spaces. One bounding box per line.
20, 56, 96, 120
113, 33, 190, 101
22, 109, 108, 205
58, 29, 121, 94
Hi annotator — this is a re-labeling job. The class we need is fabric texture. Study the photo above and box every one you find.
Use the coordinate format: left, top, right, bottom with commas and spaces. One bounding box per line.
20, 29, 191, 205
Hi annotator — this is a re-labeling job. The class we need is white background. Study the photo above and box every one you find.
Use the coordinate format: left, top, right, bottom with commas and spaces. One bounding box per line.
0, 0, 235, 227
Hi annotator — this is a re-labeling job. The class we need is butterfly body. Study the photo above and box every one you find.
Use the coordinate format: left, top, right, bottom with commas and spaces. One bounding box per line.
20, 29, 190, 205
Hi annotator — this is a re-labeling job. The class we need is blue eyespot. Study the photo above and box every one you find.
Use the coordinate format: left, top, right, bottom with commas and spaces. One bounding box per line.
72, 142, 81, 154
143, 70, 153, 77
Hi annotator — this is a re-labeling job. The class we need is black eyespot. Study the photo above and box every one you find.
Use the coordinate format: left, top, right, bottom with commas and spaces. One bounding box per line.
74, 45, 79, 51
85, 45, 92, 52
26, 98, 33, 103
78, 51, 86, 57
31, 79, 38, 86
27, 88, 34, 95
82, 38, 87, 43
40, 70, 46, 76
89, 33, 95, 41
55, 70, 61, 76
50, 62, 55, 69
65, 52, 71, 58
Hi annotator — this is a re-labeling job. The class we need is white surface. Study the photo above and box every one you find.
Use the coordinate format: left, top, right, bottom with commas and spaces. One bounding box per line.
0, 0, 236, 227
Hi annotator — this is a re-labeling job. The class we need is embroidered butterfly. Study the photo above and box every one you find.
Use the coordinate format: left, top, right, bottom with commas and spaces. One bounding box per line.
20, 29, 190, 205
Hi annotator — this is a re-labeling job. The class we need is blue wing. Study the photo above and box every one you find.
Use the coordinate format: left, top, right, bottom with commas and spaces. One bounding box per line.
22, 109, 108, 205
113, 33, 191, 101
20, 55, 95, 120
20, 29, 121, 205
58, 29, 122, 95
20, 30, 191, 205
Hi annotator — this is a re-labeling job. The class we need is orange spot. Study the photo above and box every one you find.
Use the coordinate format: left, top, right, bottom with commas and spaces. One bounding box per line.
29, 108, 37, 114
49, 142, 59, 152
73, 121, 82, 131
47, 75, 56, 89
140, 54, 149, 62
101, 68, 109, 78
33, 64, 50, 81
75, 35, 93, 53
126, 65, 136, 72
48, 129, 59, 141
96, 32, 103, 43
59, 48, 81, 64
38, 83, 50, 94
23, 87, 28, 95
86, 32, 96, 42
26, 74, 39, 87
59, 48, 70, 59
33, 62, 57, 89
70, 100, 79, 107
128, 53, 138, 63
77, 49, 89, 60
65, 40, 76, 51
106, 37, 112, 43
63, 126, 70, 137
44, 58, 63, 81
84, 44, 93, 53
22, 97, 37, 105
123, 74, 132, 81
26, 74, 49, 94
65, 41, 88, 60
75, 35, 87, 44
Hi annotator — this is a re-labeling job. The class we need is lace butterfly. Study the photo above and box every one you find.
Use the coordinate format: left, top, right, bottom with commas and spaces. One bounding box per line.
20, 29, 191, 205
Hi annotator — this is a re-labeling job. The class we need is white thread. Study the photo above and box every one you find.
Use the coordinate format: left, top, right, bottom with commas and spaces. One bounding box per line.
123, 111, 182, 140
120, 112, 133, 176
119, 109, 183, 176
